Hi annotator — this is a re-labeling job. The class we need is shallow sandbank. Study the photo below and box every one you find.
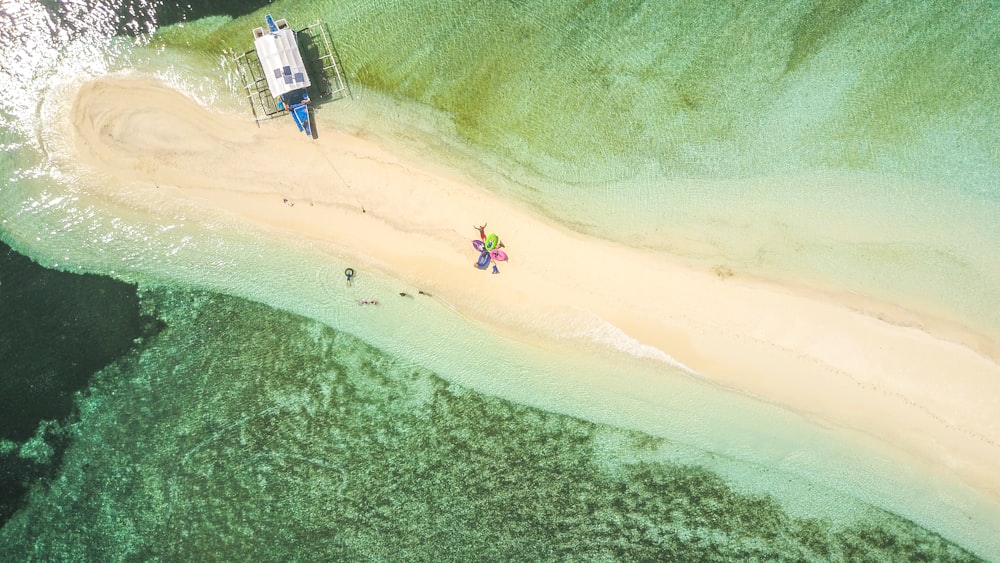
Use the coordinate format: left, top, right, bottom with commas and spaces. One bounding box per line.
64, 76, 1000, 504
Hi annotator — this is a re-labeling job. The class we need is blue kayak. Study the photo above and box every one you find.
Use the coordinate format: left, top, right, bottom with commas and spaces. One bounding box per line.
475, 250, 491, 269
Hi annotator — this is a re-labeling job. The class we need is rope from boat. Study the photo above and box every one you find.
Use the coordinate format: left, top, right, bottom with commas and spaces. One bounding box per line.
316, 146, 366, 213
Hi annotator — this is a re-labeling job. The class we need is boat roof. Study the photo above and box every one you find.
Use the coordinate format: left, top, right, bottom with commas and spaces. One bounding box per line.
253, 26, 311, 97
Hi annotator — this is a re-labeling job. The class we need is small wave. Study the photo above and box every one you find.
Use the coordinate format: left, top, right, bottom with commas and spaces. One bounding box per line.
565, 312, 702, 377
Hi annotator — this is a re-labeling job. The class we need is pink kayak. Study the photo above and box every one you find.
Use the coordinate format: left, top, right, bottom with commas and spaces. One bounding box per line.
473, 239, 507, 261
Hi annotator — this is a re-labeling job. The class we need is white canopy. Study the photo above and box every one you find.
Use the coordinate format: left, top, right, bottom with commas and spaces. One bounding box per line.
254, 28, 311, 97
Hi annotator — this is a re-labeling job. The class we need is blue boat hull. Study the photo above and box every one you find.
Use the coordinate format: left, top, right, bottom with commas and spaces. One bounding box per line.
291, 103, 311, 137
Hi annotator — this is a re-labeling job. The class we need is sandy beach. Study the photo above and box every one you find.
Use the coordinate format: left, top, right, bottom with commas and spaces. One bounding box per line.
65, 76, 1000, 503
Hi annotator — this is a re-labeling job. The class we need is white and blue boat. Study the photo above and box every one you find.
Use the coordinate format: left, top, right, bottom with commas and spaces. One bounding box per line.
254, 14, 313, 135
235, 14, 348, 137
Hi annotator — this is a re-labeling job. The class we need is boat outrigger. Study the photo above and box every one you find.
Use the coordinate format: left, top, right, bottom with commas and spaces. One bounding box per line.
235, 14, 348, 137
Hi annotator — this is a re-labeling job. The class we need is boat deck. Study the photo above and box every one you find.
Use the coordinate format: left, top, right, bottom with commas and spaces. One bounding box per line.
234, 20, 348, 123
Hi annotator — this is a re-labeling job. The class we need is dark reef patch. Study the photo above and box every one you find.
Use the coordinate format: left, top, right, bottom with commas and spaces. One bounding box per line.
0, 240, 162, 526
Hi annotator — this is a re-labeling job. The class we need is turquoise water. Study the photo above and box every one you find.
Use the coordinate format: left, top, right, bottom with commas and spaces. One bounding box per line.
2, 0, 999, 559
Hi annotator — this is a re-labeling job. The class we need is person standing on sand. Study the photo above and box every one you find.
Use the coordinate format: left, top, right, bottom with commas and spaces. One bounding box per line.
492, 264, 499, 274
475, 223, 487, 240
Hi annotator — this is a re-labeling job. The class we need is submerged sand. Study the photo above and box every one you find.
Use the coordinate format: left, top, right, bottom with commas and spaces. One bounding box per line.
65, 77, 1000, 503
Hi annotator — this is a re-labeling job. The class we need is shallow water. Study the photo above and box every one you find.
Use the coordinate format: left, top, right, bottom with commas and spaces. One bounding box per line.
2, 0, 999, 559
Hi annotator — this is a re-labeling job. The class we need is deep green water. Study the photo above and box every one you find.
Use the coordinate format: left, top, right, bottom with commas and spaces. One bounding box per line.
0, 241, 159, 444
2, 0, 1000, 559
0, 240, 161, 525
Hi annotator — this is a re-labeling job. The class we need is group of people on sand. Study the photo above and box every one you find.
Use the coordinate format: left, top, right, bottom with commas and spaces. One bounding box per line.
347, 222, 503, 305
475, 223, 503, 274
474, 223, 505, 249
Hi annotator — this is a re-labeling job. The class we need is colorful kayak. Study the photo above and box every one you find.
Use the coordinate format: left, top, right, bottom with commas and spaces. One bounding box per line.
475, 250, 491, 269
472, 239, 485, 252
490, 249, 508, 261
484, 233, 499, 251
